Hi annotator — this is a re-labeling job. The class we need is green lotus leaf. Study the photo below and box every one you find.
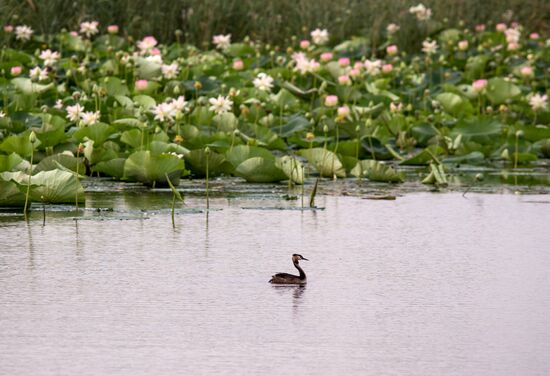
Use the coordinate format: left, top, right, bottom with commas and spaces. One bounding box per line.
1, 169, 84, 204
133, 95, 157, 109
134, 58, 161, 80
400, 145, 445, 165
465, 55, 489, 80
35, 154, 86, 173
102, 77, 130, 96
190, 106, 214, 126
0, 179, 26, 207
436, 92, 474, 116
120, 129, 143, 149
113, 118, 145, 128
124, 150, 188, 186
442, 151, 485, 165
93, 158, 126, 179
485, 78, 521, 105
184, 149, 232, 177
350, 160, 403, 182
360, 136, 393, 160
0, 153, 25, 172
225, 145, 274, 168
35, 118, 67, 148
300, 148, 346, 178
234, 157, 287, 183
411, 123, 439, 146
451, 117, 503, 144
114, 95, 135, 109
279, 115, 310, 138
73, 122, 115, 146
0, 130, 40, 158
275, 156, 304, 184
11, 77, 54, 95
225, 43, 255, 57
213, 112, 238, 132
271, 89, 300, 110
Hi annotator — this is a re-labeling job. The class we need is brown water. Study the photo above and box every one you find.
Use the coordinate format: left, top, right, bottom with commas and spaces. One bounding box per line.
1, 191, 550, 375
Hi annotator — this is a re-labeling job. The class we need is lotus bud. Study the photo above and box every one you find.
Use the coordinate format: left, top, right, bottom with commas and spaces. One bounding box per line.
174, 85, 180, 95
204, 146, 211, 155
29, 131, 37, 144
515, 130, 524, 138
194, 81, 203, 90
475, 173, 484, 181
306, 132, 315, 141
41, 105, 48, 112
323, 125, 329, 133
174, 29, 183, 38
155, 126, 162, 133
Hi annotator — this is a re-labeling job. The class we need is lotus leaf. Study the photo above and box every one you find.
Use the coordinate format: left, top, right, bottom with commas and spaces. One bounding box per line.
225, 145, 275, 168
234, 157, 287, 183
35, 154, 86, 173
93, 158, 126, 179
1, 169, 84, 204
351, 160, 403, 182
0, 153, 25, 172
275, 156, 304, 184
300, 148, 346, 178
451, 117, 502, 144
184, 149, 231, 177
0, 130, 40, 158
11, 78, 54, 95
124, 150, 188, 186
73, 123, 115, 146
485, 78, 521, 105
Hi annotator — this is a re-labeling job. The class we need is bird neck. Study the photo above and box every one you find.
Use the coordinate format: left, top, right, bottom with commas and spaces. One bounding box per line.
293, 261, 306, 279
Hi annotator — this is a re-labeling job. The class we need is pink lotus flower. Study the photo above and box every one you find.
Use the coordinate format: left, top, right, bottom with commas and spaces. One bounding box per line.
338, 75, 351, 85
386, 45, 398, 56
337, 106, 350, 118
233, 60, 244, 70
529, 33, 540, 40
496, 23, 507, 32
300, 40, 310, 49
137, 36, 158, 51
69, 31, 78, 37
475, 24, 486, 32
3, 25, 13, 33
338, 57, 350, 67
507, 42, 520, 51
10, 66, 22, 76
382, 64, 393, 73
135, 79, 149, 91
150, 48, 161, 56
349, 68, 361, 77
520, 66, 534, 77
325, 95, 338, 107
320, 52, 333, 62
107, 25, 119, 34
458, 40, 468, 51
472, 79, 488, 92
353, 62, 363, 70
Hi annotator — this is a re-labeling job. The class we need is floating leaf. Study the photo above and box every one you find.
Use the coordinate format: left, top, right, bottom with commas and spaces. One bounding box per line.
275, 156, 304, 184
234, 157, 287, 183
351, 160, 403, 182
300, 148, 346, 178
124, 150, 188, 186
485, 78, 521, 105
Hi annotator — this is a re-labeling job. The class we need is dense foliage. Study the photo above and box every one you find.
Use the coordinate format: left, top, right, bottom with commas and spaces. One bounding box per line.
0, 3, 549, 206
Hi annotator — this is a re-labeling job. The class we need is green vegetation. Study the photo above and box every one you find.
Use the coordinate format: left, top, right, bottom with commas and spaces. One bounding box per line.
0, 3, 549, 208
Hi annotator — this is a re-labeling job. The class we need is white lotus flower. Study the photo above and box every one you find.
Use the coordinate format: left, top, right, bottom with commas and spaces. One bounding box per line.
409, 3, 432, 21
29, 66, 48, 81
80, 21, 99, 37
253, 73, 274, 92
529, 93, 548, 112
161, 63, 180, 79
310, 28, 329, 45
66, 104, 84, 122
15, 25, 33, 41
422, 39, 438, 55
212, 34, 231, 50
170, 96, 188, 113
364, 59, 382, 75
39, 49, 61, 66
208, 95, 233, 114
151, 102, 177, 122
80, 111, 101, 126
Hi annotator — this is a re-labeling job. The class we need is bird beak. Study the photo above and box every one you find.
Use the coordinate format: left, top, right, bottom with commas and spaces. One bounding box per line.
302, 257, 309, 261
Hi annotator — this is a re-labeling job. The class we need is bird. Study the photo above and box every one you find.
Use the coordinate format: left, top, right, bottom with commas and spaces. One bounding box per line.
269, 254, 308, 284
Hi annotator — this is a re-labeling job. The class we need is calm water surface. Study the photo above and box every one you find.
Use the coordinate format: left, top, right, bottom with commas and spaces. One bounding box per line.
1, 192, 549, 375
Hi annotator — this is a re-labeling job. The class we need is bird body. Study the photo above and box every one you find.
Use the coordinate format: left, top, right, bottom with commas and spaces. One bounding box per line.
269, 254, 308, 284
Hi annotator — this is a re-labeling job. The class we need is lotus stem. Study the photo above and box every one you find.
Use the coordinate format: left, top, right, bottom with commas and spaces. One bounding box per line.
309, 177, 319, 208
205, 146, 210, 210
301, 166, 305, 209
24, 131, 37, 219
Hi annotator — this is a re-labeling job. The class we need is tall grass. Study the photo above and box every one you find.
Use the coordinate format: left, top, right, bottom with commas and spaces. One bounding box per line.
1, 0, 548, 48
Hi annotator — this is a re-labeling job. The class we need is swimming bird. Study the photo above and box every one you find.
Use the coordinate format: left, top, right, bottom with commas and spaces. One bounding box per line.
269, 254, 308, 284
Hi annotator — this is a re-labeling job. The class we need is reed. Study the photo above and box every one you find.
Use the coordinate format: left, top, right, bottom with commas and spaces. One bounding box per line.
1, 0, 547, 50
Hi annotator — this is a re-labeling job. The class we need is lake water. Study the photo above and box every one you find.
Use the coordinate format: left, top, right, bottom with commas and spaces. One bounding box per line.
1, 189, 549, 375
